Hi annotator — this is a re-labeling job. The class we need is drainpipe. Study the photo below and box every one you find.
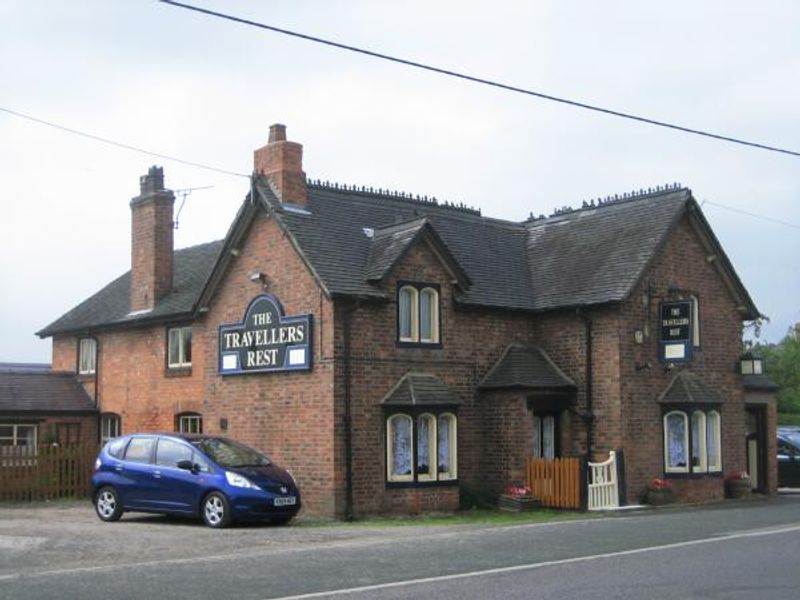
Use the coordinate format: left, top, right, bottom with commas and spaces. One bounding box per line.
578, 311, 594, 460
342, 299, 359, 521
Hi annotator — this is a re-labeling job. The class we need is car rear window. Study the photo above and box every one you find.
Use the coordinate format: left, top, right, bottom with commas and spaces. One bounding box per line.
124, 437, 155, 463
107, 438, 127, 459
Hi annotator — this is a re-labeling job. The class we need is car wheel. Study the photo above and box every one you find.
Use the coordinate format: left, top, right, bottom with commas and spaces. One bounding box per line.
95, 486, 123, 522
202, 492, 231, 528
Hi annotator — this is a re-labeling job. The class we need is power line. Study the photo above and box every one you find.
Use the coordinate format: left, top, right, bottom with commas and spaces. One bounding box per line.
702, 200, 800, 230
159, 0, 800, 159
0, 106, 249, 178
3, 106, 797, 231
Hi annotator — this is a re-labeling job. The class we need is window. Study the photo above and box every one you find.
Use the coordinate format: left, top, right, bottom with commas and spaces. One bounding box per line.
0, 424, 37, 460
124, 437, 155, 463
100, 413, 121, 442
691, 295, 700, 348
386, 411, 457, 483
663, 409, 721, 474
532, 414, 558, 459
397, 284, 440, 344
168, 326, 192, 368
78, 338, 97, 375
177, 412, 202, 434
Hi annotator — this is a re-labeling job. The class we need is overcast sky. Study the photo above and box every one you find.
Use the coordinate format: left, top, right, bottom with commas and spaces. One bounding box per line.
1, 0, 798, 363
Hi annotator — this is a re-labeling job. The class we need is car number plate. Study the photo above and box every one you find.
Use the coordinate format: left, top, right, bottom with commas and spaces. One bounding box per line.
274, 496, 296, 507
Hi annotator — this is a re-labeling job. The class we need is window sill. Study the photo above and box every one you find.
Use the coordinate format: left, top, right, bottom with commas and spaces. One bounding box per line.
165, 367, 193, 378
76, 373, 96, 381
664, 471, 723, 480
386, 479, 459, 489
395, 341, 443, 349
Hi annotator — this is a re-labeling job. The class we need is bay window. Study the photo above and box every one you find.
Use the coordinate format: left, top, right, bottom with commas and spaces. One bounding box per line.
386, 411, 457, 483
663, 408, 721, 475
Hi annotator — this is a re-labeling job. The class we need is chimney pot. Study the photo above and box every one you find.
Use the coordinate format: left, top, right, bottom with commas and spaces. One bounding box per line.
139, 165, 165, 195
254, 123, 307, 206
268, 123, 287, 143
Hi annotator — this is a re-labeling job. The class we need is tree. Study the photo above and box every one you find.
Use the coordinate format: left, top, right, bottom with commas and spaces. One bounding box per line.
750, 324, 800, 416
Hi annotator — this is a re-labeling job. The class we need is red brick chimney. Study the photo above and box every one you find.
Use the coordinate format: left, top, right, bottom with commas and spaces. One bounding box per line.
129, 166, 174, 312
253, 124, 307, 205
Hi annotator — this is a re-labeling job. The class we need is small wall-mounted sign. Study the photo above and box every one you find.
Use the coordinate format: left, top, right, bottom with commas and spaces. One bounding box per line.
658, 301, 692, 362
219, 294, 312, 375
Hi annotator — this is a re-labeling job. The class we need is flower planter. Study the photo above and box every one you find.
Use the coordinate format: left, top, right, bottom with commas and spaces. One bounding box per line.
725, 478, 751, 499
645, 488, 674, 505
497, 494, 541, 512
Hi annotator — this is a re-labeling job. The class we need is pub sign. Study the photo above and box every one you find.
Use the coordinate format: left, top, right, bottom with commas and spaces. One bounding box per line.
219, 294, 312, 375
658, 300, 693, 363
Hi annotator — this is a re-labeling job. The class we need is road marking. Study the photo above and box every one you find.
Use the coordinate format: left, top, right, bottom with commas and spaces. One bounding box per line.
265, 524, 800, 600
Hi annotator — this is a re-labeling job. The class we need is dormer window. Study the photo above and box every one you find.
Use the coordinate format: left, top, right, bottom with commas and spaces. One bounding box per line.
397, 283, 440, 345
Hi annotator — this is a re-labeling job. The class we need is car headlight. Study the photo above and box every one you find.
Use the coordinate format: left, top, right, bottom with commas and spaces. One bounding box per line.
286, 470, 297, 487
225, 471, 261, 490
94, 458, 101, 471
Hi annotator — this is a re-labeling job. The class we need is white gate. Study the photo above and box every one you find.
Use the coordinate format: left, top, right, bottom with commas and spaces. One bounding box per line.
587, 451, 619, 510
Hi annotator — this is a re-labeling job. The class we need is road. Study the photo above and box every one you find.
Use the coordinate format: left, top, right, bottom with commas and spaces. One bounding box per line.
1, 496, 799, 599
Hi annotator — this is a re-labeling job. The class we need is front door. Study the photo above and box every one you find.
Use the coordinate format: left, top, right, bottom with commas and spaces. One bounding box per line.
745, 407, 766, 492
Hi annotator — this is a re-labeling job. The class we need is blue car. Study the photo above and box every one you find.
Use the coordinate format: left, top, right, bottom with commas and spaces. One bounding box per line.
92, 433, 301, 527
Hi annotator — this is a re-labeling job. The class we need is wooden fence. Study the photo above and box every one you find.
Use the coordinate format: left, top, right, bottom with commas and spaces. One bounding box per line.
0, 444, 99, 501
527, 456, 583, 509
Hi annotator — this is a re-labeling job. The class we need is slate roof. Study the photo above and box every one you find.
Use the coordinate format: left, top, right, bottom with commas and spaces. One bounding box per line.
39, 179, 759, 337
657, 371, 724, 404
38, 240, 223, 337
0, 364, 96, 413
381, 373, 462, 407
742, 374, 780, 392
478, 344, 576, 391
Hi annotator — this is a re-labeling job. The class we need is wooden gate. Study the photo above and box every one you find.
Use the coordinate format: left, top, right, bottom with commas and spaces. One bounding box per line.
0, 444, 99, 501
526, 457, 582, 509
587, 451, 619, 510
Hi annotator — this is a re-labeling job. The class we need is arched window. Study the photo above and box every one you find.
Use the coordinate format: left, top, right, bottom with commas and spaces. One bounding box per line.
437, 413, 457, 480
387, 414, 413, 482
419, 288, 439, 343
706, 411, 721, 472
691, 411, 707, 471
100, 413, 121, 442
176, 412, 203, 434
416, 414, 436, 481
664, 411, 689, 473
398, 286, 419, 342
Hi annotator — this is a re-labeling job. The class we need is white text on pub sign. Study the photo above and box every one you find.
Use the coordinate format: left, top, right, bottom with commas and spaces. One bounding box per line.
219, 295, 312, 374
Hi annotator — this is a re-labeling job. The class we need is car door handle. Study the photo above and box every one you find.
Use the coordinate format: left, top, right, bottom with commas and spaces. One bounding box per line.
114, 465, 123, 472
153, 470, 162, 479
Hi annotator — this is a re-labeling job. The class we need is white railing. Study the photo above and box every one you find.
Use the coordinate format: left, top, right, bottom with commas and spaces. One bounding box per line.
588, 450, 619, 510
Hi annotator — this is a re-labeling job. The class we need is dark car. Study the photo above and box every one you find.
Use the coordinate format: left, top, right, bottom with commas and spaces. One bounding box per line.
777, 427, 800, 488
92, 433, 301, 527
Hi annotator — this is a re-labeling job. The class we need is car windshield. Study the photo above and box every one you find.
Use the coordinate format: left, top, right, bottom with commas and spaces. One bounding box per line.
191, 438, 271, 468
782, 431, 800, 447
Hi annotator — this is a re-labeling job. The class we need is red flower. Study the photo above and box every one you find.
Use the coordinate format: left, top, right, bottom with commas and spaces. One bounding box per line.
649, 478, 672, 490
504, 483, 532, 497
725, 472, 750, 481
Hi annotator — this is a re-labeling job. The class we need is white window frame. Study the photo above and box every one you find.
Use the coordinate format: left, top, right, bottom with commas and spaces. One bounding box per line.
177, 413, 202, 434
168, 326, 192, 369
691, 411, 707, 472
437, 413, 457, 480
398, 286, 419, 343
416, 414, 437, 482
386, 411, 457, 483
664, 411, 689, 474
100, 413, 121, 442
387, 414, 414, 482
691, 295, 701, 348
706, 410, 722, 472
78, 338, 97, 375
419, 287, 440, 343
0, 423, 38, 463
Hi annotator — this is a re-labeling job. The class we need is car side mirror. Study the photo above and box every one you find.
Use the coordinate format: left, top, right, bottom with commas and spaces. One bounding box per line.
176, 459, 194, 471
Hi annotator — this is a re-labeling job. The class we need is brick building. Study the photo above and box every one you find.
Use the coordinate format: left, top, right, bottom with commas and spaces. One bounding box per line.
37, 124, 777, 517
